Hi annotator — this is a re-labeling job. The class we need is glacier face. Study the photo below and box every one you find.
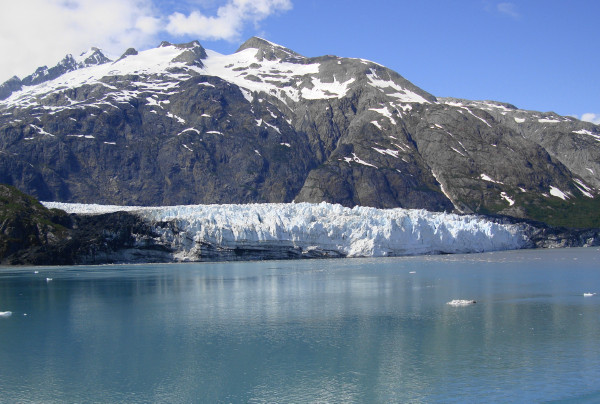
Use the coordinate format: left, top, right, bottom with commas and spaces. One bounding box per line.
43, 202, 528, 260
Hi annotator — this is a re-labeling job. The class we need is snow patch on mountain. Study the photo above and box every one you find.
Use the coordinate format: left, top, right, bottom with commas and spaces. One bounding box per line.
451, 147, 467, 157
500, 192, 515, 206
573, 129, 600, 142
549, 186, 569, 200
369, 105, 398, 124
573, 179, 594, 198
372, 147, 399, 158
202, 48, 321, 104
480, 174, 503, 184
342, 153, 378, 168
42, 202, 528, 259
366, 69, 430, 103
300, 77, 355, 100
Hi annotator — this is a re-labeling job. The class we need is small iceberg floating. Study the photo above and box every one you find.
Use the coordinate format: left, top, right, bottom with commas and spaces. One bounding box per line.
46, 278, 53, 282
447, 300, 477, 306
583, 292, 597, 297
0, 311, 13, 317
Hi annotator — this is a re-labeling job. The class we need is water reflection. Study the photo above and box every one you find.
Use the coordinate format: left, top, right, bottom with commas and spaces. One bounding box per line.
0, 248, 599, 402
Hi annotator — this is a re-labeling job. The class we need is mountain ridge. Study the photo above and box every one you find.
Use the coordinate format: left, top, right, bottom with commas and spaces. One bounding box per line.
1, 37, 598, 228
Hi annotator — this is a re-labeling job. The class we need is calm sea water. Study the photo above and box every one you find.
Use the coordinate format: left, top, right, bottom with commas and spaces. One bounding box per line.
1, 248, 599, 403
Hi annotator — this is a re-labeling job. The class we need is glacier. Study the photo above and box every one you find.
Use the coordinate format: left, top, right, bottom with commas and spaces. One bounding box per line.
43, 201, 528, 261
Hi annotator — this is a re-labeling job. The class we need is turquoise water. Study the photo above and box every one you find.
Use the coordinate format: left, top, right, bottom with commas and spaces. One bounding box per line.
1, 248, 599, 403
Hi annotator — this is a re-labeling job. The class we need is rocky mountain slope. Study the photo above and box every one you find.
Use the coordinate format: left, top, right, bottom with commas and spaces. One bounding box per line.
1, 37, 598, 227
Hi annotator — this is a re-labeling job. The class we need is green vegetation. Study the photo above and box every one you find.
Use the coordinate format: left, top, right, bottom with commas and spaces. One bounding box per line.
517, 194, 600, 229
0, 184, 70, 260
456, 182, 600, 229
472, 188, 600, 228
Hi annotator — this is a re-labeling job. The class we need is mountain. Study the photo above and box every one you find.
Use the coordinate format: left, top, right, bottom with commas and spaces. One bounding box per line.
1, 37, 599, 227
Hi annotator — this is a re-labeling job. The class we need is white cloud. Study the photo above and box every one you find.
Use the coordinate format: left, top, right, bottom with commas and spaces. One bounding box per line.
0, 0, 162, 82
0, 0, 292, 83
581, 113, 600, 125
165, 0, 292, 41
497, 2, 520, 19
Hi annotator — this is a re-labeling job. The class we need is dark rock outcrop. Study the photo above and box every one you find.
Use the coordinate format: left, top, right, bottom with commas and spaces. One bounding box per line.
0, 184, 170, 265
0, 76, 22, 101
0, 184, 69, 261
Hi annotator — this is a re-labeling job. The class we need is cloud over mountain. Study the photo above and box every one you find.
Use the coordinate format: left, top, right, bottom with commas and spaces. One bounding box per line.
0, 0, 292, 82
166, 0, 292, 41
581, 113, 600, 125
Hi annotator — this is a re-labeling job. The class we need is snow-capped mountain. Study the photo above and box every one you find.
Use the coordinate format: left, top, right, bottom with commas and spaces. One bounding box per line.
1, 37, 599, 227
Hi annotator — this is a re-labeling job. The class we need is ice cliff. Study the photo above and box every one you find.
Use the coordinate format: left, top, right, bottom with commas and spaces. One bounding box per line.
43, 202, 528, 260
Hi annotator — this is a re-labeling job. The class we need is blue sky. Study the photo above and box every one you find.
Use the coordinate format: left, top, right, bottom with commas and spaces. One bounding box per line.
1, 0, 598, 122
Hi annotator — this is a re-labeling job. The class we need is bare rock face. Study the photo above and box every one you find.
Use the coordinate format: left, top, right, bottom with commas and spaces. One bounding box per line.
0, 76, 22, 101
1, 37, 599, 228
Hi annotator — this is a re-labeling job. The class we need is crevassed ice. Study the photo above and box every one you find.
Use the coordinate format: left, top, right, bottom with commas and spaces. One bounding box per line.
43, 201, 528, 259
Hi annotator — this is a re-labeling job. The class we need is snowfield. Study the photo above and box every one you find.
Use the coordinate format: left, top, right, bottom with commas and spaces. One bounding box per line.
1, 39, 433, 117
43, 201, 528, 260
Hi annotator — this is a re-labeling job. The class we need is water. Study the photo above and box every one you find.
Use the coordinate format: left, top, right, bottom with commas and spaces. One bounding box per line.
1, 248, 599, 403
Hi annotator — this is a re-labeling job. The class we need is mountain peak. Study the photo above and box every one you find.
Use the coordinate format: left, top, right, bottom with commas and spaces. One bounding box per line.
116, 47, 138, 62
171, 40, 207, 67
174, 40, 202, 50
0, 75, 22, 100
17, 47, 112, 88
236, 36, 301, 61
76, 47, 111, 67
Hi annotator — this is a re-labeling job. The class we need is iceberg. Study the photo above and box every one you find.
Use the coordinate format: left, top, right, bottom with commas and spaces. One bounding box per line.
447, 300, 477, 306
43, 201, 528, 262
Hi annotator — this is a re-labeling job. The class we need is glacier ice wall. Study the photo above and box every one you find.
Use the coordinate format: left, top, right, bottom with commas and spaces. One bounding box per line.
43, 202, 528, 260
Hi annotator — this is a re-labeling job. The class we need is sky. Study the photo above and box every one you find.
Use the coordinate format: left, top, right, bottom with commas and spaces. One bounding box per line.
0, 0, 598, 123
